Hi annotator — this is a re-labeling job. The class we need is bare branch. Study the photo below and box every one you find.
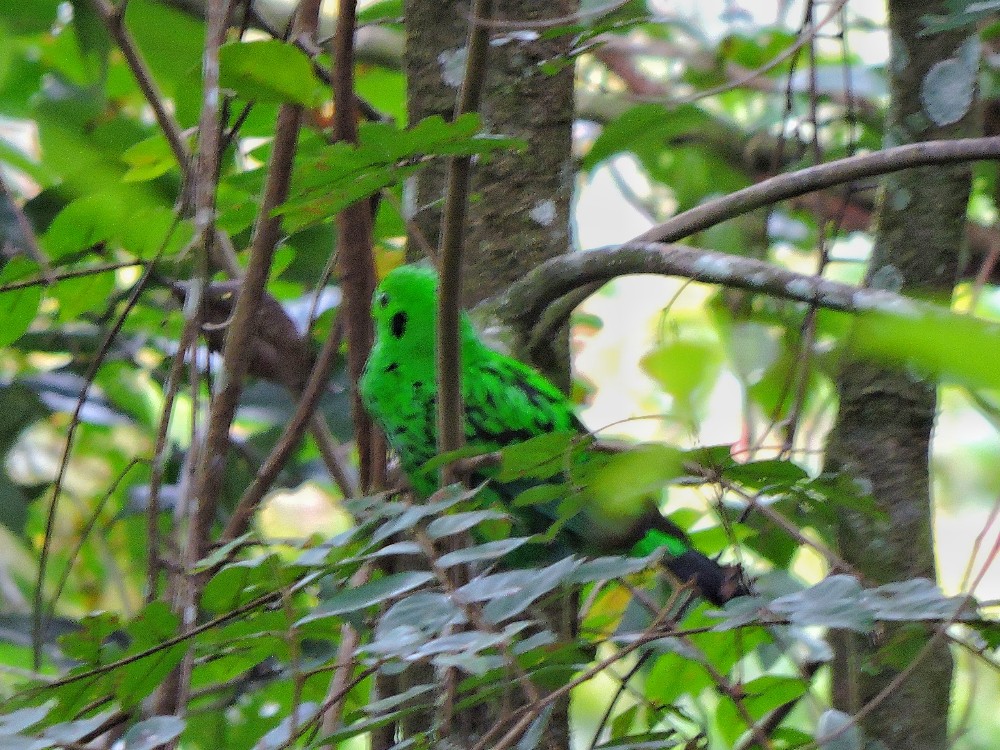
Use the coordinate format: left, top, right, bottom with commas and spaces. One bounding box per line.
436, 0, 493, 480
88, 0, 191, 169
636, 136, 1000, 245
501, 241, 933, 344
332, 0, 383, 493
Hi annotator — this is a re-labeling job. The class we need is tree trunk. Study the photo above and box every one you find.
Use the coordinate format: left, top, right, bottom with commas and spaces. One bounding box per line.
824, 2, 979, 748
400, 2, 578, 747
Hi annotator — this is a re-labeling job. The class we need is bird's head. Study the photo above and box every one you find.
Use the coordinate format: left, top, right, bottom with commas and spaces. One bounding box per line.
370, 263, 482, 358
371, 264, 438, 350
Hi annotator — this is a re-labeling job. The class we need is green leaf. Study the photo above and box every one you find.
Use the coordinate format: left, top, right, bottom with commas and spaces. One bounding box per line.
41, 712, 117, 744
0, 136, 56, 187
456, 570, 532, 603
0, 703, 53, 733
580, 444, 684, 522
121, 134, 179, 182
0, 382, 47, 446
847, 304, 1000, 390
121, 208, 194, 259
741, 674, 807, 718
70, 0, 112, 82
357, 0, 403, 24
723, 459, 809, 489
200, 554, 284, 614
118, 643, 187, 710
566, 552, 660, 584
426, 510, 510, 538
512, 483, 567, 508
861, 579, 972, 621
419, 444, 495, 475
280, 114, 524, 230
641, 340, 720, 407
518, 703, 553, 750
58, 611, 121, 663
594, 730, 681, 750
581, 104, 691, 169
498, 431, 579, 482
436, 538, 531, 567
0, 471, 31, 535
51, 267, 116, 321
119, 716, 185, 750
584, 104, 713, 169
125, 0, 205, 108
369, 489, 470, 544
298, 571, 435, 624
316, 698, 436, 746
768, 575, 874, 632
3, 0, 60, 33
94, 361, 161, 428
115, 603, 186, 708
646, 650, 713, 705
377, 592, 465, 638
42, 196, 119, 260
0, 282, 40, 348
609, 704, 638, 741
254, 704, 320, 750
219, 40, 324, 106
481, 556, 581, 624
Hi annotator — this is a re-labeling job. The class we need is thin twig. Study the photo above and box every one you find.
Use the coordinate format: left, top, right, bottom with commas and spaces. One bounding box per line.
646, 0, 850, 108
31, 261, 161, 668
50, 459, 145, 617
317, 564, 372, 744
189, 28, 310, 563
146, 300, 202, 601
0, 261, 144, 293
332, 0, 382, 493
0, 174, 53, 280
469, 595, 681, 750
87, 0, 190, 169
25, 587, 287, 695
436, 0, 493, 484
219, 296, 355, 543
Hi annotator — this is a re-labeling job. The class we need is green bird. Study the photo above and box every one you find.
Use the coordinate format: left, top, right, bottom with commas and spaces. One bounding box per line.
359, 264, 747, 604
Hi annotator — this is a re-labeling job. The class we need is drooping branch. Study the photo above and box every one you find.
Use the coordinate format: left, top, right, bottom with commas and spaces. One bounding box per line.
501, 135, 1000, 340
88, 0, 190, 170
502, 241, 932, 344
635, 136, 1000, 245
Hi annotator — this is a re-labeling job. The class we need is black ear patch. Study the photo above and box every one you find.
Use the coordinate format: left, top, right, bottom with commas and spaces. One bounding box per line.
390, 311, 408, 338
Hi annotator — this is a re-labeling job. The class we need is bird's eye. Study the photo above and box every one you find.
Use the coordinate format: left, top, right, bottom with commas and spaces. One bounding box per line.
377, 292, 389, 307
390, 311, 408, 339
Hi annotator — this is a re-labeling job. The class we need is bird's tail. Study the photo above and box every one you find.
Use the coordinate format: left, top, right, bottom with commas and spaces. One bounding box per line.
638, 525, 751, 606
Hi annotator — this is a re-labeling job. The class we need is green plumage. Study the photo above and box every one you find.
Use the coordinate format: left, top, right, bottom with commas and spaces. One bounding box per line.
359, 264, 746, 604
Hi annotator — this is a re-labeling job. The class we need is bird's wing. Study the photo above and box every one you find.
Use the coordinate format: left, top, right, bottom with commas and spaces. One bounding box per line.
462, 352, 582, 451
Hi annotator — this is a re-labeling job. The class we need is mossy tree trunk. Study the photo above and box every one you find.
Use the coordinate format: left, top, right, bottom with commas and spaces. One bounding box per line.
397, 2, 578, 748
824, 2, 979, 748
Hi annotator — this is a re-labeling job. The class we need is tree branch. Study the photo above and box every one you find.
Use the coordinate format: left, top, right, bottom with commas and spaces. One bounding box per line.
436, 0, 493, 481
331, 0, 382, 492
636, 136, 1000, 245
502, 241, 932, 345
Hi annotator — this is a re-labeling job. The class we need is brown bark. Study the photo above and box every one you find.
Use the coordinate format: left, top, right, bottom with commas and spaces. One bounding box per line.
824, 2, 980, 748
401, 2, 578, 747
